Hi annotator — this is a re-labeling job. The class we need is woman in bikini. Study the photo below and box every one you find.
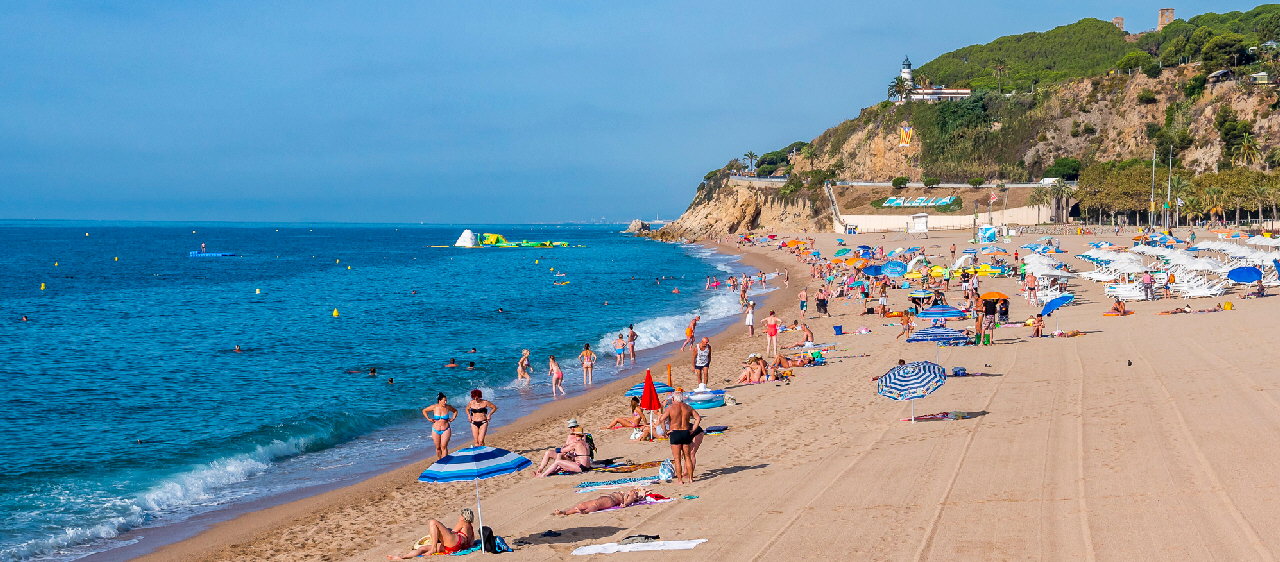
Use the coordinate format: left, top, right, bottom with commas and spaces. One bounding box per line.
548, 355, 565, 396
465, 389, 498, 447
578, 343, 597, 385
606, 397, 644, 429
422, 393, 457, 458
516, 349, 531, 383
552, 488, 649, 516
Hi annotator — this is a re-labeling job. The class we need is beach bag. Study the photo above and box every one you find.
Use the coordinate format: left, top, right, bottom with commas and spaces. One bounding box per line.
480, 526, 498, 553
658, 459, 675, 481
492, 535, 513, 553
629, 427, 644, 440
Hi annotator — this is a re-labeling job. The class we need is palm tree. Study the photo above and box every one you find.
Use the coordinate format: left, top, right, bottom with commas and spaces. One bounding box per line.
888, 76, 912, 102
1203, 186, 1226, 224
1047, 178, 1075, 222
1029, 184, 1050, 224
743, 151, 758, 174
991, 58, 1009, 95
1235, 134, 1262, 168
1247, 182, 1269, 221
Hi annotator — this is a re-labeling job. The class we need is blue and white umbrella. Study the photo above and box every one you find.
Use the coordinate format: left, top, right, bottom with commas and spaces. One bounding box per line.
877, 361, 947, 422
980, 246, 1009, 255
1088, 241, 1114, 248
906, 326, 968, 343
916, 305, 966, 319
419, 446, 532, 545
962, 248, 978, 255
882, 261, 907, 277
625, 381, 674, 396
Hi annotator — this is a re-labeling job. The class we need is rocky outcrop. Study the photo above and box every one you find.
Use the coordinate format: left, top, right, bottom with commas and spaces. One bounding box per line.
652, 179, 823, 241
623, 219, 651, 233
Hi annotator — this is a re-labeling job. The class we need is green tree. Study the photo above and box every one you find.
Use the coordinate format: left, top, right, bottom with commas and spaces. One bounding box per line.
743, 151, 758, 172
1029, 184, 1050, 223
1137, 89, 1158, 104
991, 58, 1008, 94
1201, 33, 1249, 70
968, 177, 985, 187
1235, 133, 1262, 168
1116, 51, 1155, 72
891, 176, 910, 188
1184, 27, 1216, 60
1169, 175, 1192, 226
923, 176, 941, 188
1044, 157, 1082, 180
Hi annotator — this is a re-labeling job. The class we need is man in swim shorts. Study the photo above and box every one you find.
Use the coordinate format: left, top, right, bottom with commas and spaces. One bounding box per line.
797, 288, 808, 319
691, 337, 712, 389
680, 316, 699, 351
626, 325, 638, 365
658, 393, 702, 484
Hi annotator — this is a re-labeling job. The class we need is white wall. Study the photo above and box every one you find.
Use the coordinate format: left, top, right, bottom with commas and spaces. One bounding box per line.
837, 205, 1053, 233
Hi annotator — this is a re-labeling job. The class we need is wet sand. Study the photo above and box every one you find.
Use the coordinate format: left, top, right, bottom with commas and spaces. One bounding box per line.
138, 228, 1280, 561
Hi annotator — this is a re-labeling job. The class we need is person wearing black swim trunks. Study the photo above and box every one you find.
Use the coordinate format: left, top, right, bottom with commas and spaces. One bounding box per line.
466, 389, 498, 447
658, 392, 702, 484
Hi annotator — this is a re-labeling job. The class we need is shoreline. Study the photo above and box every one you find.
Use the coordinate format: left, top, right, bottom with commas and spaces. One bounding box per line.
114, 242, 793, 562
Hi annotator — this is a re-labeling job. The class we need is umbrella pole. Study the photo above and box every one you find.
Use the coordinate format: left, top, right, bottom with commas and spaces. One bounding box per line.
474, 479, 486, 554
911, 399, 916, 423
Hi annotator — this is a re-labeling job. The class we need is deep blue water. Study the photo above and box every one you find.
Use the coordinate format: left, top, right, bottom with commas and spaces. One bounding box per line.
0, 222, 750, 561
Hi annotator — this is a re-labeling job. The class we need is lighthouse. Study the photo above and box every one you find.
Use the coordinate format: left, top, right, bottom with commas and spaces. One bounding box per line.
900, 56, 914, 89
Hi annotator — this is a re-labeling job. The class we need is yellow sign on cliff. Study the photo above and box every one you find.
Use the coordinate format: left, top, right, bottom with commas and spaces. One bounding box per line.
899, 123, 913, 147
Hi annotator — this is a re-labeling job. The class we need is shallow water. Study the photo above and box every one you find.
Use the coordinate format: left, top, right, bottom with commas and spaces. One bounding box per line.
0, 222, 762, 561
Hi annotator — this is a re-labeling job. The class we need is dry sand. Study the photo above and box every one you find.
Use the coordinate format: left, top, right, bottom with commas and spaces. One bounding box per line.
135, 228, 1280, 561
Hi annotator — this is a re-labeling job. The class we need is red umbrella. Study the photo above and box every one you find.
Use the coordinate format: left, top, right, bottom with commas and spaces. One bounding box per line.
639, 370, 662, 411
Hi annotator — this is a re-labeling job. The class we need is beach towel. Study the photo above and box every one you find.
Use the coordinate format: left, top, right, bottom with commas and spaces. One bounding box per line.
575, 476, 659, 493
572, 539, 708, 555
1102, 311, 1134, 316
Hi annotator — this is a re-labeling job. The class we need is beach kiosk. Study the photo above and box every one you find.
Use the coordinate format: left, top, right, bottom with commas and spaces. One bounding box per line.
907, 213, 929, 239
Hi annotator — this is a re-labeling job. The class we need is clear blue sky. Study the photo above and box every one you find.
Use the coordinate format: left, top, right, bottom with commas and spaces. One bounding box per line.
0, 1, 1252, 223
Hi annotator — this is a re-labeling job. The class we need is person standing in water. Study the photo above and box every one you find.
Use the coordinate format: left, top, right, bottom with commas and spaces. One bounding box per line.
422, 393, 457, 458
612, 334, 626, 367
578, 344, 597, 385
626, 325, 639, 365
465, 389, 498, 447
548, 355, 565, 397
516, 349, 532, 383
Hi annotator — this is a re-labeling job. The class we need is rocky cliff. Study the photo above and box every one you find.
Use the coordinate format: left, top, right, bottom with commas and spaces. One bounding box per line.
657, 67, 1277, 238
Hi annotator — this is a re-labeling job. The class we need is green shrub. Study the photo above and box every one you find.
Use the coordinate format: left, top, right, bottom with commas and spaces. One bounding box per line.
1137, 89, 1158, 104
1081, 123, 1097, 135
923, 176, 942, 188
1044, 157, 1081, 180
1184, 74, 1207, 98
870, 197, 890, 207
936, 197, 963, 213
891, 176, 910, 188
968, 177, 985, 187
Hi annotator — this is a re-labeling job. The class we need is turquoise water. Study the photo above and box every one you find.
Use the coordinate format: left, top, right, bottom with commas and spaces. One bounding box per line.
0, 223, 751, 561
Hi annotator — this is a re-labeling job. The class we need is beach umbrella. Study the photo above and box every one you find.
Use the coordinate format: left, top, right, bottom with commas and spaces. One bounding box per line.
862, 265, 883, 277
635, 371, 664, 411
887, 247, 906, 257
979, 291, 1008, 300
625, 377, 673, 399
1040, 294, 1074, 317
857, 245, 872, 250
907, 246, 923, 253
962, 248, 978, 255
418, 445, 532, 549
877, 361, 947, 423
1227, 266, 1263, 284
917, 305, 966, 319
907, 326, 969, 344
980, 246, 1008, 256
834, 248, 851, 257
882, 261, 907, 277
1038, 236, 1054, 241
1273, 259, 1280, 276
908, 289, 934, 298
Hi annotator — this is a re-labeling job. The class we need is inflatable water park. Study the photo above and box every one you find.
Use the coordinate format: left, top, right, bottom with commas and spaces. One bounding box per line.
451, 229, 577, 248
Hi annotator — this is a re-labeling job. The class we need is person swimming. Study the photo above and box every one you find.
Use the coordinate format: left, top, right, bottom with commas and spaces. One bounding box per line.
368, 368, 378, 377
445, 358, 459, 368
233, 345, 242, 353
465, 348, 477, 354
466, 362, 476, 370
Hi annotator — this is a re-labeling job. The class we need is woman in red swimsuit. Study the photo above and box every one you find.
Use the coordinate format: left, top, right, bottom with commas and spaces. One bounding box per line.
386, 508, 475, 558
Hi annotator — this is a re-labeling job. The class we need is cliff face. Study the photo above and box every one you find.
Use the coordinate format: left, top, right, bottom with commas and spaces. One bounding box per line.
650, 178, 823, 241
659, 69, 1277, 238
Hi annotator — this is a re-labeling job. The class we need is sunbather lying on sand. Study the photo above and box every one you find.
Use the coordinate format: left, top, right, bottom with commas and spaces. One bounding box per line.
553, 488, 650, 516
772, 354, 814, 369
737, 356, 768, 384
387, 508, 475, 558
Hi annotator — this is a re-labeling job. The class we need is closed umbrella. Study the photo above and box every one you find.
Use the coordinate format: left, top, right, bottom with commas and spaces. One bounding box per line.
877, 361, 947, 423
633, 371, 666, 410
418, 446, 532, 550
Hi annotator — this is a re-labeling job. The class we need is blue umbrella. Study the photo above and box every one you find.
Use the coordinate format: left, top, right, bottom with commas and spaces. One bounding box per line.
857, 245, 873, 250
882, 261, 907, 277
906, 246, 923, 253
908, 290, 933, 298
962, 248, 978, 255
917, 305, 966, 319
877, 361, 947, 422
834, 248, 851, 257
419, 446, 532, 543
862, 265, 883, 276
1040, 294, 1075, 317
1228, 266, 1263, 283
1273, 259, 1280, 276
1019, 243, 1040, 249
980, 246, 1008, 255
625, 381, 674, 396
906, 326, 968, 343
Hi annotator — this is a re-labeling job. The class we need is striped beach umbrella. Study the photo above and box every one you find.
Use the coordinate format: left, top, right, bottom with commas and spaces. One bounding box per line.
419, 446, 533, 545
882, 261, 907, 277
877, 361, 947, 422
906, 326, 968, 343
962, 248, 978, 255
908, 289, 933, 298
917, 305, 966, 319
624, 380, 674, 397
980, 246, 1008, 256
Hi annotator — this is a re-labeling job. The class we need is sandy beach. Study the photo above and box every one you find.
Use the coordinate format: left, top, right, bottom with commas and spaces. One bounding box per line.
134, 228, 1280, 561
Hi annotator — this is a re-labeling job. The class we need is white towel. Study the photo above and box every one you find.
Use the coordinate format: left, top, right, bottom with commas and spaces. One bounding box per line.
572, 539, 707, 555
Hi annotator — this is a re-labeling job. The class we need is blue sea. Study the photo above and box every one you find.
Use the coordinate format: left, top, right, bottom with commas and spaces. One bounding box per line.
0, 222, 757, 561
